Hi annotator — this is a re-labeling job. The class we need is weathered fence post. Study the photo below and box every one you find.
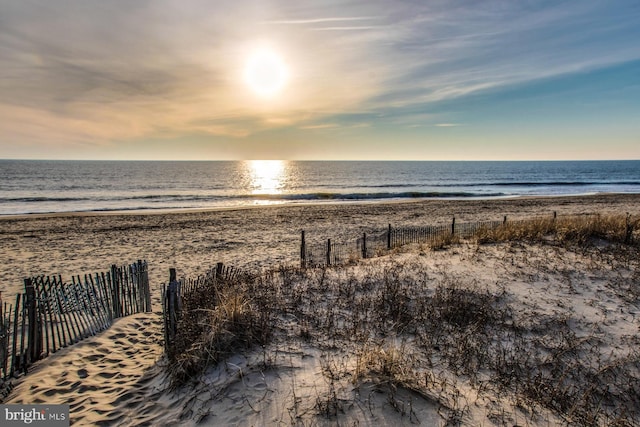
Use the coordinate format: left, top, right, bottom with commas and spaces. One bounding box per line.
503, 215, 507, 225
553, 211, 557, 221
451, 217, 456, 235
138, 260, 151, 313
362, 232, 367, 259
326, 239, 331, 266
133, 260, 147, 312
37, 278, 54, 355
0, 292, 7, 379
164, 268, 181, 355
24, 278, 41, 367
110, 265, 122, 319
216, 262, 224, 277
387, 224, 392, 250
10, 294, 21, 377
300, 230, 306, 268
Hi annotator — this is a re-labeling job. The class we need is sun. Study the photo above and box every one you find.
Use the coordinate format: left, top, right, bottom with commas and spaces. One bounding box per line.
243, 48, 289, 97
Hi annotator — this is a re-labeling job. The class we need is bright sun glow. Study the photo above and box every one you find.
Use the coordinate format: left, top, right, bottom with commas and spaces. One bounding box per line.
247, 160, 285, 195
243, 49, 289, 97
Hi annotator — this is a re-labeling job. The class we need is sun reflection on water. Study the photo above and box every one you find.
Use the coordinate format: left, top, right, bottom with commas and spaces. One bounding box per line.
247, 160, 285, 195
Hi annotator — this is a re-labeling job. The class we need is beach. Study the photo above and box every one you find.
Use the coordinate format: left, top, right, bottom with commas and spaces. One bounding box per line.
3, 193, 640, 299
2, 194, 640, 426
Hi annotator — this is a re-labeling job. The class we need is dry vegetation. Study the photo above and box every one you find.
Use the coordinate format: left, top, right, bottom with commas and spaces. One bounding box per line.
165, 214, 640, 426
474, 213, 637, 246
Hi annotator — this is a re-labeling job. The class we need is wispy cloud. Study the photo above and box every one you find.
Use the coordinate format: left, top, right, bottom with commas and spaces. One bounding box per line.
299, 123, 340, 130
344, 1, 640, 114
311, 26, 381, 31
266, 17, 377, 25
1, 0, 639, 158
268, 15, 383, 33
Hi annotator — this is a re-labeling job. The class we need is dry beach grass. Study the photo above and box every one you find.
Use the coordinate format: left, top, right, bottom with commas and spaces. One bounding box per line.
1, 194, 640, 425
165, 212, 640, 426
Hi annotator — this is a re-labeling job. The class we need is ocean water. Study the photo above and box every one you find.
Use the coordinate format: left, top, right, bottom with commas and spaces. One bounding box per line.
1, 160, 639, 215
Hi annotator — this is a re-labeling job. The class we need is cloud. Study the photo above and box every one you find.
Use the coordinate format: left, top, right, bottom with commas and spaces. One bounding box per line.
331, 1, 640, 116
311, 26, 381, 31
1, 0, 639, 155
0, 0, 393, 146
299, 123, 340, 130
266, 17, 377, 25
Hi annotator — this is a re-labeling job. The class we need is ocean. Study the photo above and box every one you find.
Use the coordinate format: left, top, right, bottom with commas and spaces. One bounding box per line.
1, 160, 640, 215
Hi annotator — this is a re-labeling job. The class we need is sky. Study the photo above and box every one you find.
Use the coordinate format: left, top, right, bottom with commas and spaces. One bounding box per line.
0, 0, 639, 161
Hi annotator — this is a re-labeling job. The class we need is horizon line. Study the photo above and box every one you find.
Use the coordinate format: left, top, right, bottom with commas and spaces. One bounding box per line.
2, 158, 639, 162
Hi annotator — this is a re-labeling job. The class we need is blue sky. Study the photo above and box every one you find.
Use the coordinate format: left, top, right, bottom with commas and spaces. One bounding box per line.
0, 0, 639, 160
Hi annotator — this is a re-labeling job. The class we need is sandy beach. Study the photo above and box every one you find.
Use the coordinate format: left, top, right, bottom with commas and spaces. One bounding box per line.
2, 194, 640, 426
3, 193, 640, 299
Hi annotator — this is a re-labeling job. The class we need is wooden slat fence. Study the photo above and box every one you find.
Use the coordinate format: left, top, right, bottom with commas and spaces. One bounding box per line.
300, 215, 537, 268
357, 230, 389, 259
162, 263, 247, 358
0, 260, 151, 393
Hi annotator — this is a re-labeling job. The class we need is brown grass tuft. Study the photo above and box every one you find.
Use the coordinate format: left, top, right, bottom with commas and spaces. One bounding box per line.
474, 213, 639, 246
166, 278, 273, 387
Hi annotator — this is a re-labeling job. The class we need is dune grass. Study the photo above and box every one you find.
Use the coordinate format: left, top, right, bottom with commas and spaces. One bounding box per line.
166, 278, 273, 386
474, 213, 638, 246
165, 213, 640, 425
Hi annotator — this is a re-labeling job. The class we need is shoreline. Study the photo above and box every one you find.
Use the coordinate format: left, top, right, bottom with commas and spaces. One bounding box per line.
1, 191, 637, 221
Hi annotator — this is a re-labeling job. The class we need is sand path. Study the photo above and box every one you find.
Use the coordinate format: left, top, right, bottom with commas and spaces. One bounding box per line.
5, 312, 164, 425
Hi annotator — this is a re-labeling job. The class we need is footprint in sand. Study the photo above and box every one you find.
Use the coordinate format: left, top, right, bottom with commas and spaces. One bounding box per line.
43, 389, 61, 397
85, 354, 103, 362
77, 384, 99, 393
97, 371, 118, 379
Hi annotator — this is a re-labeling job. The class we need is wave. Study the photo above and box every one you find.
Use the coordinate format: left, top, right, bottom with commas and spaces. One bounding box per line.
468, 181, 640, 187
0, 190, 506, 210
0, 194, 216, 204
0, 196, 91, 203
245, 191, 507, 201
351, 181, 640, 189
2, 184, 639, 215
